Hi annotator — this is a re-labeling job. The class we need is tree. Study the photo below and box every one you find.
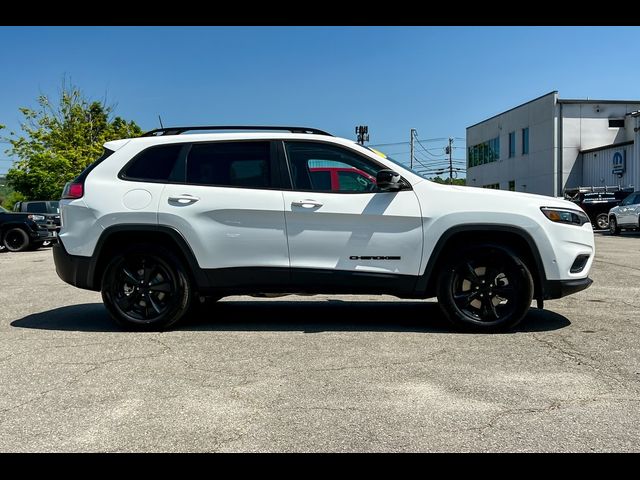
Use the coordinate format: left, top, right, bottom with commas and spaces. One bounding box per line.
429, 175, 466, 186
1, 82, 142, 200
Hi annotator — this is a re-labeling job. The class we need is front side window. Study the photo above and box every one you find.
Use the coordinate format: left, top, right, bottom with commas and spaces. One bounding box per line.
285, 142, 382, 193
626, 194, 640, 206
186, 141, 271, 188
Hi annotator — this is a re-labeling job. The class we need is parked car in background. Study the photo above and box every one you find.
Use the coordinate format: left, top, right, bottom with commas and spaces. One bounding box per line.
0, 205, 52, 252
608, 191, 640, 235
564, 186, 633, 230
309, 166, 377, 192
13, 200, 61, 244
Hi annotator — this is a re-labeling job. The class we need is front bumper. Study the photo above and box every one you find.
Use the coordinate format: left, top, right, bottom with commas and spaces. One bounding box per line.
52, 240, 96, 291
544, 277, 593, 299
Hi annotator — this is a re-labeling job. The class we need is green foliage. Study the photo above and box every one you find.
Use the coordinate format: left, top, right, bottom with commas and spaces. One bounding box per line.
1, 82, 142, 200
429, 175, 466, 186
1, 190, 25, 210
0, 175, 16, 207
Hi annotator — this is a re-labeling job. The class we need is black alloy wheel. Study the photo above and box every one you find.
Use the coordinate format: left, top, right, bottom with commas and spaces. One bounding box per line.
3, 228, 30, 252
437, 244, 534, 332
101, 246, 192, 330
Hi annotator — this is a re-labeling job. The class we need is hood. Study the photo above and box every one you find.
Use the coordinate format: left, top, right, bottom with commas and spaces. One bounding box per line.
419, 182, 585, 214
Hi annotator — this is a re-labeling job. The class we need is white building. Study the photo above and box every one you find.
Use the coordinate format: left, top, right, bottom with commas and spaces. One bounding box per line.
466, 91, 640, 196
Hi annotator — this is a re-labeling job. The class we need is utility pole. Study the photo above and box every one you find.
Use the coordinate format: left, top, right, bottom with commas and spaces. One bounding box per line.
355, 125, 369, 145
410, 128, 416, 169
447, 137, 453, 184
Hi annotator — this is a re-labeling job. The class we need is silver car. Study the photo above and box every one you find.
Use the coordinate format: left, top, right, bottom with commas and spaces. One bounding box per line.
609, 192, 640, 234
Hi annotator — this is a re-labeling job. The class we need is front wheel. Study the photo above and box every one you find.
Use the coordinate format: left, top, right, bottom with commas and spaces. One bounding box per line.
437, 244, 534, 332
101, 245, 193, 331
595, 213, 609, 230
609, 216, 620, 235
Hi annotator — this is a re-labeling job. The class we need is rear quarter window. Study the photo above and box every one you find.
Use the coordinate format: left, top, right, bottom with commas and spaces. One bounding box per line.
120, 144, 184, 182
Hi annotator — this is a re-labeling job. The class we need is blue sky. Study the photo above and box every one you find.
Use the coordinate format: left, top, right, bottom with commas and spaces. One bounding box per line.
1, 26, 639, 176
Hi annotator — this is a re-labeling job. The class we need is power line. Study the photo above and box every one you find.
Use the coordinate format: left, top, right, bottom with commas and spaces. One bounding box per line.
368, 141, 410, 148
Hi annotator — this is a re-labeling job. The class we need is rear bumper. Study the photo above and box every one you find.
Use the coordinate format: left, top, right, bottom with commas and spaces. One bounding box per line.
52, 240, 97, 291
544, 277, 593, 299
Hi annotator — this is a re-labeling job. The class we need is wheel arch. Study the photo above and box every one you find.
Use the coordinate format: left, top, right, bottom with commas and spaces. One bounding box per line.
416, 224, 547, 301
90, 225, 206, 290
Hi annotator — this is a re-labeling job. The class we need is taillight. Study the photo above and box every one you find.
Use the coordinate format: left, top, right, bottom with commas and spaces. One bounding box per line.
62, 182, 84, 199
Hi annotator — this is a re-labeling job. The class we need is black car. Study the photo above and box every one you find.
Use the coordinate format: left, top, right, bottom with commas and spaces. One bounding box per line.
564, 187, 633, 230
0, 206, 52, 252
13, 200, 61, 239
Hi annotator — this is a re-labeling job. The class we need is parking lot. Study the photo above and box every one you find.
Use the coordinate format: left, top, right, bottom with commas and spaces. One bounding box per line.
0, 232, 639, 452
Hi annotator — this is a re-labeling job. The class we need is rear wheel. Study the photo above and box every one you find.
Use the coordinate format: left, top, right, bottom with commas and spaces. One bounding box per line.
595, 213, 609, 230
609, 216, 620, 235
101, 245, 193, 331
436, 244, 534, 332
3, 228, 30, 252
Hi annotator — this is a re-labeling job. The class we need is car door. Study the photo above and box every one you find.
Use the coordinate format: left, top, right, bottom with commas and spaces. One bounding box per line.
158, 140, 290, 284
618, 194, 637, 225
281, 140, 423, 281
627, 194, 640, 226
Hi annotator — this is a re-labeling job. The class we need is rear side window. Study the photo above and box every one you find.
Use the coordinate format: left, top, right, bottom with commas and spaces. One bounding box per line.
121, 144, 183, 182
186, 141, 271, 188
25, 202, 47, 213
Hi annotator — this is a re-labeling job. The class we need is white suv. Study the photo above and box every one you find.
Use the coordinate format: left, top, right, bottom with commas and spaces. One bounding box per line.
53, 126, 595, 331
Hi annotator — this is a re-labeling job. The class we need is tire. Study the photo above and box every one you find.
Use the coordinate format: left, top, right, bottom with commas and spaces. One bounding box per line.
3, 228, 30, 252
595, 213, 609, 230
436, 244, 534, 332
101, 245, 193, 331
609, 216, 620, 235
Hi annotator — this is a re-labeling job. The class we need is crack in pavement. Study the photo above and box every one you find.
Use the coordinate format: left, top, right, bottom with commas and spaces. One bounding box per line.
531, 333, 632, 391
0, 344, 172, 423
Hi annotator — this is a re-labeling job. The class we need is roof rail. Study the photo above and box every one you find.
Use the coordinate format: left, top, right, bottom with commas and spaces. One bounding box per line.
141, 125, 332, 137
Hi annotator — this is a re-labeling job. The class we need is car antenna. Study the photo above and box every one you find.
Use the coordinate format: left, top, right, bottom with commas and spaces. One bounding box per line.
158, 115, 164, 129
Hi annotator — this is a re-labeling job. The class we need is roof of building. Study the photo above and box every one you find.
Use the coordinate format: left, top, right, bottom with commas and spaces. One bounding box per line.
467, 92, 640, 130
580, 140, 634, 155
467, 91, 557, 130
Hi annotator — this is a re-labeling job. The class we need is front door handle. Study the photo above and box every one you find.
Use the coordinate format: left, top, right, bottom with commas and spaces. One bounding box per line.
291, 199, 323, 208
168, 194, 200, 205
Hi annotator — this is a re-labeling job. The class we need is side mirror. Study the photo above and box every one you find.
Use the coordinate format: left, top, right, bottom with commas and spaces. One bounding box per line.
376, 169, 403, 191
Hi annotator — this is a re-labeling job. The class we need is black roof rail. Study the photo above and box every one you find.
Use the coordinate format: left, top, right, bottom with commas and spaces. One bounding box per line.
141, 125, 332, 137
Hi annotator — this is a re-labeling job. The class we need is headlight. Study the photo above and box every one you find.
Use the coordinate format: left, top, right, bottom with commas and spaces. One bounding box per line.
540, 207, 590, 226
27, 214, 45, 221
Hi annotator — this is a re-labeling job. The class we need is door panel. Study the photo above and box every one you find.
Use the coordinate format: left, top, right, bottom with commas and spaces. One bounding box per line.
159, 185, 288, 269
158, 140, 289, 270
283, 190, 423, 275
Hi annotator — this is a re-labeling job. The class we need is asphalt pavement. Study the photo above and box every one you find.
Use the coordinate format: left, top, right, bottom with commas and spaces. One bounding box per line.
0, 232, 639, 452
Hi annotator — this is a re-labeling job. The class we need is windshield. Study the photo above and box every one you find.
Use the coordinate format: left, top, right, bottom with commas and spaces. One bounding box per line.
0, 206, 7, 212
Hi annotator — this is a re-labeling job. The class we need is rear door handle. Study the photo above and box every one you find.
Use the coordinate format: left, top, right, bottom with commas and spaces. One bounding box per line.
168, 194, 200, 205
291, 199, 323, 208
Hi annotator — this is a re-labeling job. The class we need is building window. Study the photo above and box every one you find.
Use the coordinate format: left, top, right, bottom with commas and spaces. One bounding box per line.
508, 180, 515, 191
468, 136, 500, 167
483, 183, 500, 189
609, 119, 625, 128
508, 132, 516, 158
522, 127, 529, 155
